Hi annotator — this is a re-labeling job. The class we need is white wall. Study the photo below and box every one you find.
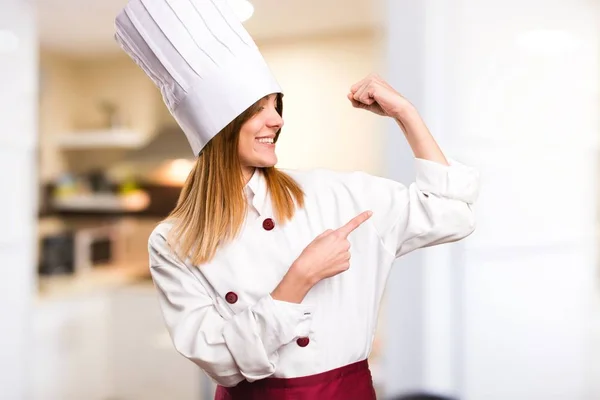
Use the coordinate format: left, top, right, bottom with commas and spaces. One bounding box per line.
0, 1, 38, 398
258, 31, 386, 176
383, 0, 599, 399
454, 2, 599, 398
38, 52, 162, 182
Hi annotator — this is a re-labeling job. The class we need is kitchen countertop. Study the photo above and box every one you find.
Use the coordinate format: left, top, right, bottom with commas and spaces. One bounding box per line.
36, 262, 152, 302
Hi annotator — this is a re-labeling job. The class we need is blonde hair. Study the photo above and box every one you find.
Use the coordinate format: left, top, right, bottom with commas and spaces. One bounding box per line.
165, 94, 305, 265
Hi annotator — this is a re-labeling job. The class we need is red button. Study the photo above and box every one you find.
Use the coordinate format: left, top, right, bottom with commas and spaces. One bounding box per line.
296, 337, 310, 347
262, 218, 275, 231
225, 292, 238, 304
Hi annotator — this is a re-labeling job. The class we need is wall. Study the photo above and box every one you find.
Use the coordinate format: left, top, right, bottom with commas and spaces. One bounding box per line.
70, 55, 160, 134
382, 0, 600, 399
259, 30, 386, 175
39, 53, 77, 182
39, 51, 164, 180
0, 1, 38, 398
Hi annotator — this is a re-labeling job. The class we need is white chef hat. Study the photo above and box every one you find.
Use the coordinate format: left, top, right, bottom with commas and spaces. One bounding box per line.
114, 0, 282, 156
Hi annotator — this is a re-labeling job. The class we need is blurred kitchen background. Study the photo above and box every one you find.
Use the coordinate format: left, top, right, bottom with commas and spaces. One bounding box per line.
2, 0, 600, 399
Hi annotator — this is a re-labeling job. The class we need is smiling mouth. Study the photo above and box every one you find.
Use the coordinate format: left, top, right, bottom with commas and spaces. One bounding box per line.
256, 137, 275, 144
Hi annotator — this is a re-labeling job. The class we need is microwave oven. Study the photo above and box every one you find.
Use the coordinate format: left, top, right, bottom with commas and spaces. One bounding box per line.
74, 225, 117, 272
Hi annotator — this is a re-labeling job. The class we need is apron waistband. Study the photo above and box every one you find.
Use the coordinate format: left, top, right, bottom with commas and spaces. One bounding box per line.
237, 359, 370, 389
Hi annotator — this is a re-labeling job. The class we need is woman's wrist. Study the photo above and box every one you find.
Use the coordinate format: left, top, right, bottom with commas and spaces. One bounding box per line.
392, 102, 418, 122
271, 262, 314, 304
393, 106, 449, 165
394, 105, 424, 134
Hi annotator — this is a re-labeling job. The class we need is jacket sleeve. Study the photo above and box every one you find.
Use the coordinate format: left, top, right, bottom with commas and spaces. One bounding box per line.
148, 231, 313, 387
350, 157, 480, 258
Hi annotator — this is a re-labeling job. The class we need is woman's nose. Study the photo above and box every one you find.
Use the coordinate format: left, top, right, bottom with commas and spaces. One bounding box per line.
266, 109, 283, 129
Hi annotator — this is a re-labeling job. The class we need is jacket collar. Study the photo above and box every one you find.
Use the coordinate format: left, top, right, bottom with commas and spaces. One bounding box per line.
244, 168, 267, 217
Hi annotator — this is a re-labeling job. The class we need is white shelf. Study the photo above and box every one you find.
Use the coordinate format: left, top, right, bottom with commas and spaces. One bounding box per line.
56, 129, 147, 149
51, 192, 150, 212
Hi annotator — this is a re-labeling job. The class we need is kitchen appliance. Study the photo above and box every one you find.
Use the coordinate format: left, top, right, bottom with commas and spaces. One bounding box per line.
38, 232, 75, 276
73, 225, 117, 273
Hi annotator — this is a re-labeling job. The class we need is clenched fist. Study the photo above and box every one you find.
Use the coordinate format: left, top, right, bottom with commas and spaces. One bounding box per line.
348, 73, 415, 120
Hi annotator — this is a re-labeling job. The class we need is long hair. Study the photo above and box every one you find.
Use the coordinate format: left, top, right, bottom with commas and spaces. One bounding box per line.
165, 94, 305, 265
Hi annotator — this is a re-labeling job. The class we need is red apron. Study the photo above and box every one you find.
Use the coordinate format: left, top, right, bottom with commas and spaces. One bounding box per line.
214, 359, 376, 400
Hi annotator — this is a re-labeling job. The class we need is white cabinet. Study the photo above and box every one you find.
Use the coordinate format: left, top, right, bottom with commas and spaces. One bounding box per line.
31, 294, 112, 400
32, 283, 206, 400
108, 283, 203, 400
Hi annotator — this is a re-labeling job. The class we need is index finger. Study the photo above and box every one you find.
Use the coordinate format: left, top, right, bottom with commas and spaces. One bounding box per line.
336, 210, 373, 238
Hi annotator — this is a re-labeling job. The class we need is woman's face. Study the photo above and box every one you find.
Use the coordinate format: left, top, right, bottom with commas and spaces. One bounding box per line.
238, 93, 283, 181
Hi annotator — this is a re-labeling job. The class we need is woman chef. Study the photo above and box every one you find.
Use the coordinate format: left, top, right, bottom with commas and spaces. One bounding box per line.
115, 0, 479, 399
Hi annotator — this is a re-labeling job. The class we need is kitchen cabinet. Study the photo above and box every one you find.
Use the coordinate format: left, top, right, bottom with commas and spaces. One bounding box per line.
32, 282, 206, 400
31, 293, 112, 400
108, 282, 203, 400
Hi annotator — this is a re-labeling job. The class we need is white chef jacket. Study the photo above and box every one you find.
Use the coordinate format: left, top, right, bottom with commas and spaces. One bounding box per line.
148, 158, 479, 387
